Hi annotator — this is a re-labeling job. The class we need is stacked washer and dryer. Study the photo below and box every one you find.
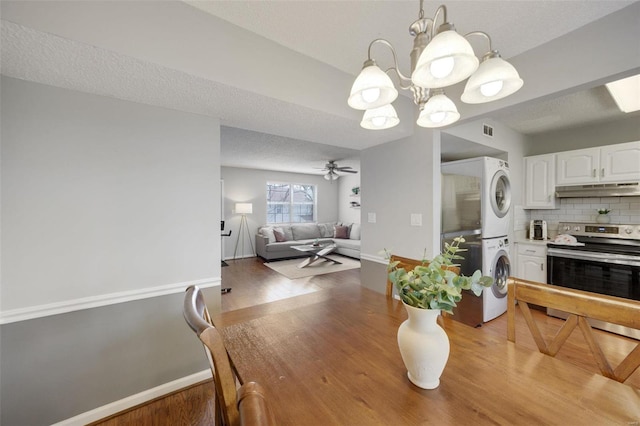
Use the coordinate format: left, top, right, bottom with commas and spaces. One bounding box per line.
441, 157, 512, 326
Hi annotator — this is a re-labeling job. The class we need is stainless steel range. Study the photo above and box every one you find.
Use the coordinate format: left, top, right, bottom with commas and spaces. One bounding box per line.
547, 222, 640, 339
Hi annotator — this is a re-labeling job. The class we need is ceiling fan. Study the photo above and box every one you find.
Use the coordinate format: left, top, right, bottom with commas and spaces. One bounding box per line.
320, 160, 358, 181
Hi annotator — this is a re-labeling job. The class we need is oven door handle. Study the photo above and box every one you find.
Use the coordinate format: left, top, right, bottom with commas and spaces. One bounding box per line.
547, 248, 640, 267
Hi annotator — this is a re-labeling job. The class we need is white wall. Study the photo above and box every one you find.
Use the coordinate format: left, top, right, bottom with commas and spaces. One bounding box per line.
220, 167, 340, 259
337, 158, 361, 225
1, 77, 221, 425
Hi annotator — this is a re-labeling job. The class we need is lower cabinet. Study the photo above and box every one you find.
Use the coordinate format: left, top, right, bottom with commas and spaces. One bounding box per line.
515, 242, 547, 283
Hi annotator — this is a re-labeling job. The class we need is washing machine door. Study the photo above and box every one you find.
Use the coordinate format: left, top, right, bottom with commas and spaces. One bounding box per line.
491, 250, 511, 298
490, 170, 511, 218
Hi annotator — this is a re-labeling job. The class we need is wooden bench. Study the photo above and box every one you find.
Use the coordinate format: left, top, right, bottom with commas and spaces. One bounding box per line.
507, 277, 640, 384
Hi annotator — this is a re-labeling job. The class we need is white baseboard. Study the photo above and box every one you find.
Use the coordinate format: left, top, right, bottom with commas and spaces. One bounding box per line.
52, 370, 212, 426
360, 253, 387, 265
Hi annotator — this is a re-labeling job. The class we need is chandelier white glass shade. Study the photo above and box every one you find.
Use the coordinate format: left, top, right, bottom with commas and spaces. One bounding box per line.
461, 51, 524, 103
412, 26, 479, 89
416, 92, 460, 128
361, 104, 400, 130
348, 1, 523, 129
348, 60, 399, 110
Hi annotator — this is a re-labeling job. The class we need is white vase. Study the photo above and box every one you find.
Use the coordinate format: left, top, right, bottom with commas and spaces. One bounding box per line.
596, 214, 610, 224
397, 304, 450, 389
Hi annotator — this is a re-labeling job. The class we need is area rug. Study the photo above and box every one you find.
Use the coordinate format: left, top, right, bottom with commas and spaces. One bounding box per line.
265, 255, 360, 279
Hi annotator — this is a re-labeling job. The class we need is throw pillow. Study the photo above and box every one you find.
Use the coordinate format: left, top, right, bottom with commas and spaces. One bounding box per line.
273, 229, 288, 242
260, 227, 276, 244
349, 223, 361, 240
318, 222, 335, 238
334, 225, 349, 239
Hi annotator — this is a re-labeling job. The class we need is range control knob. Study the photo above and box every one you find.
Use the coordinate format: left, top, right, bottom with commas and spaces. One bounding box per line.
574, 226, 581, 232
563, 225, 571, 232
625, 227, 633, 234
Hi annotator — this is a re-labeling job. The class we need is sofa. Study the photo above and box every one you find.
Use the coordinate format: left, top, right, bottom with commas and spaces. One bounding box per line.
256, 222, 361, 261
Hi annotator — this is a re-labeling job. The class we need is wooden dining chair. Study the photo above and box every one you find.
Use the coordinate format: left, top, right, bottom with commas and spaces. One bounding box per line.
183, 285, 276, 426
387, 254, 460, 327
237, 382, 273, 426
507, 277, 640, 384
386, 254, 461, 298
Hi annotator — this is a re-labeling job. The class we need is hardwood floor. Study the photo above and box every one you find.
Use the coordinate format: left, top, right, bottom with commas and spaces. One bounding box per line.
219, 257, 360, 312
94, 257, 639, 425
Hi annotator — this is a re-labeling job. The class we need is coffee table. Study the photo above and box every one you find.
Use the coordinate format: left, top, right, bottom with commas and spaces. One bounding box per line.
291, 244, 341, 268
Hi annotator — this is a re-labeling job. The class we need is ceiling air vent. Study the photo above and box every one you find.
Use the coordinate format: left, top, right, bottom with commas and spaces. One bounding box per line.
483, 123, 494, 137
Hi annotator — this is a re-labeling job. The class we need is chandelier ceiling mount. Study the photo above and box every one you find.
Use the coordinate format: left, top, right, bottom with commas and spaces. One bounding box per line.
348, 0, 523, 130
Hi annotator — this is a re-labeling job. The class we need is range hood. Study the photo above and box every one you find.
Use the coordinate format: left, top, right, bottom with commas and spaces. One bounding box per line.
555, 182, 640, 198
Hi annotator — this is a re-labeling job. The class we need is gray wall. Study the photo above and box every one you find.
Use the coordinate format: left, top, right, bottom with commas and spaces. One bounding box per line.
359, 128, 441, 297
526, 115, 640, 156
359, 119, 528, 296
1, 77, 221, 425
221, 167, 340, 259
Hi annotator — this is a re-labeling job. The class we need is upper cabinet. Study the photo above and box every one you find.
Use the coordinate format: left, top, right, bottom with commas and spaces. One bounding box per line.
556, 141, 640, 185
524, 154, 556, 209
600, 141, 640, 183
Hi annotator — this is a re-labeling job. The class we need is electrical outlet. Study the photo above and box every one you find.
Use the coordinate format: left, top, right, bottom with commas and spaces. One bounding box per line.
410, 213, 422, 226
368, 212, 376, 223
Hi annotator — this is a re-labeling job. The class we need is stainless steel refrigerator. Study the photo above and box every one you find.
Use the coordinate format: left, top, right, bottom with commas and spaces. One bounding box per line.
441, 173, 484, 327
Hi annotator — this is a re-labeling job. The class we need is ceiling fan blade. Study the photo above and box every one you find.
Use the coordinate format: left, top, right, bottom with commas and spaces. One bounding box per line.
338, 169, 358, 174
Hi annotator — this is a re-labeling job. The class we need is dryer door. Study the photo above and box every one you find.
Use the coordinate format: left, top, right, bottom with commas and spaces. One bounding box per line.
491, 250, 510, 298
490, 170, 511, 218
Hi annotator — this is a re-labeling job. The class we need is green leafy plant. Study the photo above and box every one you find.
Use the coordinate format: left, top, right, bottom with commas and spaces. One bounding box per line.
598, 208, 611, 215
386, 237, 493, 314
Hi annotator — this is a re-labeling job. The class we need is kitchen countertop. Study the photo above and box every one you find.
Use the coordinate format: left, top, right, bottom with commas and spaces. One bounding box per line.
514, 238, 551, 246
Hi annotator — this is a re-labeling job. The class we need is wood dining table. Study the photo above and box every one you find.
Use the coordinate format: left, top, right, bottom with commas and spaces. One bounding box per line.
214, 283, 640, 425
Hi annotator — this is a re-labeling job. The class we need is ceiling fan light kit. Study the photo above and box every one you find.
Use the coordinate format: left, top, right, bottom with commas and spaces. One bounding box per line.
324, 170, 340, 181
348, 0, 523, 129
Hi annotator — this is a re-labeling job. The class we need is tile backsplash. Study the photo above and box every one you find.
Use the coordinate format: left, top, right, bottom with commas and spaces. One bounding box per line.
521, 196, 640, 235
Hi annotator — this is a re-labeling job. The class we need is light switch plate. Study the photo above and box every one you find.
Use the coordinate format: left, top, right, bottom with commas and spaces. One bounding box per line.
410, 213, 422, 226
368, 212, 376, 223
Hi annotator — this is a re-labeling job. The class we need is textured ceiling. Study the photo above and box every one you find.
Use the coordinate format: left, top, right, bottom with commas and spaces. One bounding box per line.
1, 0, 637, 174
186, 0, 633, 75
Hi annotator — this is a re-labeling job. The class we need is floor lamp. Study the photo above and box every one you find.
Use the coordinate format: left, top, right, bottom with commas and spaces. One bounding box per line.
233, 202, 254, 259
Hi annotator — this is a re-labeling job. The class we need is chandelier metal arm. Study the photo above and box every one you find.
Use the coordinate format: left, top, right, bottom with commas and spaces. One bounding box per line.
431, 5, 448, 37
463, 31, 503, 61
464, 31, 492, 51
367, 39, 413, 89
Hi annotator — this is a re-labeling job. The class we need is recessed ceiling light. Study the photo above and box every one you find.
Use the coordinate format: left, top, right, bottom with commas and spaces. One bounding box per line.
605, 74, 640, 113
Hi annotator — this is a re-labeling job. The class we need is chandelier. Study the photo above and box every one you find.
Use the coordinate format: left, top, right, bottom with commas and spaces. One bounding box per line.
348, 0, 523, 129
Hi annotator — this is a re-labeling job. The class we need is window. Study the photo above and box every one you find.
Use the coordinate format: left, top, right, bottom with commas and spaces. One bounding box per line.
267, 182, 316, 224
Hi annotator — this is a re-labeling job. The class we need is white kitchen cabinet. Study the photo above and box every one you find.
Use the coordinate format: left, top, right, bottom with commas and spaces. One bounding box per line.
600, 141, 640, 182
515, 242, 547, 283
556, 141, 640, 185
556, 147, 600, 185
524, 154, 556, 209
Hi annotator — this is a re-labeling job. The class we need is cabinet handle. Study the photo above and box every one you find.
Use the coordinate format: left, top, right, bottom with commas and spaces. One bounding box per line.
540, 264, 544, 271
592, 169, 596, 177
525, 249, 536, 253
600, 168, 604, 177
